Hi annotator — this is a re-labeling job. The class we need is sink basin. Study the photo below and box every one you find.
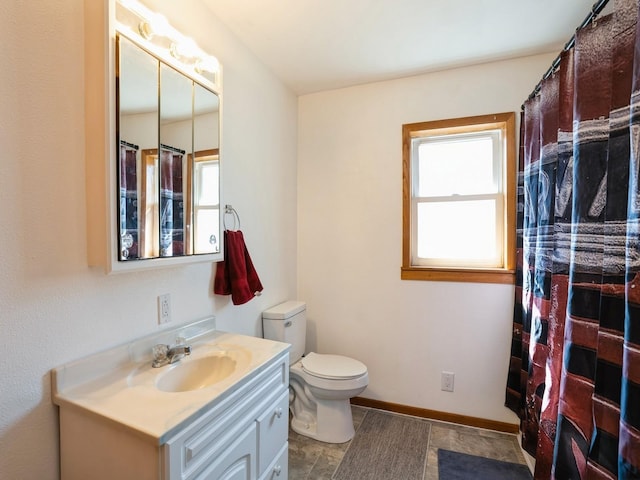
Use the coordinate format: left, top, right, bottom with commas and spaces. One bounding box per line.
156, 353, 240, 393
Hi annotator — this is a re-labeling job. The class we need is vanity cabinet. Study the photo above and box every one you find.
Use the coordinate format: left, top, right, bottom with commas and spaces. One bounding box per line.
182, 391, 288, 480
58, 351, 289, 480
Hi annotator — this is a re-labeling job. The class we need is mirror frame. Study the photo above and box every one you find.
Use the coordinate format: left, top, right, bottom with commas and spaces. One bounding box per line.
84, 0, 223, 273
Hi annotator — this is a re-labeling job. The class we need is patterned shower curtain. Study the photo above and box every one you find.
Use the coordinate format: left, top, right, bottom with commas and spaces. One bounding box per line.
159, 148, 185, 257
119, 143, 139, 260
506, 0, 640, 478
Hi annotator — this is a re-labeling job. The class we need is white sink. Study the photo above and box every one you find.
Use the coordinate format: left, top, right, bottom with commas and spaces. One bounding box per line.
155, 349, 251, 393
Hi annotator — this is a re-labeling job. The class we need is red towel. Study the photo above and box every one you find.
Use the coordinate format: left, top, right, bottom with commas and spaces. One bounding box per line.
214, 230, 263, 305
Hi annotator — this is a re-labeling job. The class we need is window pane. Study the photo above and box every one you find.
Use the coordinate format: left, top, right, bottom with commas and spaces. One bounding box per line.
196, 162, 219, 205
417, 200, 498, 263
194, 209, 220, 253
417, 135, 496, 197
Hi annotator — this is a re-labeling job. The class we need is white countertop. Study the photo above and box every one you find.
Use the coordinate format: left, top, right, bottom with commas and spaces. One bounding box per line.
51, 319, 290, 444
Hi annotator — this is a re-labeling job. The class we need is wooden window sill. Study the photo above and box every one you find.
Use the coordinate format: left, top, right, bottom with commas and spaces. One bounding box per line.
401, 266, 515, 284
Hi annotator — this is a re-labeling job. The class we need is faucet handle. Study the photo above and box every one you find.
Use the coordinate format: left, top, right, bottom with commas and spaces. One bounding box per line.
152, 344, 169, 366
175, 336, 186, 346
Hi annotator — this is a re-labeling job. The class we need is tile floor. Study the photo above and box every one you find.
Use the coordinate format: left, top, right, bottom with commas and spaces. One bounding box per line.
287, 405, 529, 480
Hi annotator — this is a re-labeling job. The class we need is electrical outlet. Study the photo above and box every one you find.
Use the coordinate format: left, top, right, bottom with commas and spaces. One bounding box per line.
441, 371, 455, 392
158, 294, 171, 324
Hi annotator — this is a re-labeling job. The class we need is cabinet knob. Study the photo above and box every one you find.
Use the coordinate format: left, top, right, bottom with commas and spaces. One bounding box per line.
275, 407, 283, 418
274, 465, 282, 476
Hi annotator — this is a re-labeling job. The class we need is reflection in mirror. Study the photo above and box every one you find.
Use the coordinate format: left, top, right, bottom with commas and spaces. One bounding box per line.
193, 84, 220, 254
160, 64, 192, 257
140, 148, 159, 257
117, 35, 159, 260
116, 33, 221, 262
192, 149, 220, 253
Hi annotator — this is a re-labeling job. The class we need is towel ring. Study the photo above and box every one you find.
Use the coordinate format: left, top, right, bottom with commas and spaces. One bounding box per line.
223, 205, 241, 231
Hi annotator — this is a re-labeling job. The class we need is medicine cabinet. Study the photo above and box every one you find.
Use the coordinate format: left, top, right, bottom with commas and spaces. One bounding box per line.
84, 0, 223, 273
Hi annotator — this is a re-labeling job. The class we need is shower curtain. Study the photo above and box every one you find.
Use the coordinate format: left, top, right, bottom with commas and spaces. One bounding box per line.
159, 148, 185, 257
119, 143, 139, 260
506, 0, 640, 478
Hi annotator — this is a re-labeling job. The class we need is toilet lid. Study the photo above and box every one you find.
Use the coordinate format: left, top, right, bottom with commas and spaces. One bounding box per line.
301, 352, 367, 379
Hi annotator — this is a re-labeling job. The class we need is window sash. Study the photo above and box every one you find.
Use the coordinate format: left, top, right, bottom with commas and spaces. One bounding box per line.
193, 156, 220, 254
410, 129, 505, 269
411, 193, 504, 268
412, 130, 503, 199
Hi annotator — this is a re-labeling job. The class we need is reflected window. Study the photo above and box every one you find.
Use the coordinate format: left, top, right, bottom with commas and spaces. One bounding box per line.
192, 150, 220, 254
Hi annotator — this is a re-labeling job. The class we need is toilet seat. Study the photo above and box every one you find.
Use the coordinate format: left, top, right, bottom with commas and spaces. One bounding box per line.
301, 352, 367, 380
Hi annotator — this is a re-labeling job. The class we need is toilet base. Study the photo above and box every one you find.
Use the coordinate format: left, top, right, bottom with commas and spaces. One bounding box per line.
290, 397, 355, 444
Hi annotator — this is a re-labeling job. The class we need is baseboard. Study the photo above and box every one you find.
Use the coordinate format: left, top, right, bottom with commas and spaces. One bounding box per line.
351, 397, 519, 434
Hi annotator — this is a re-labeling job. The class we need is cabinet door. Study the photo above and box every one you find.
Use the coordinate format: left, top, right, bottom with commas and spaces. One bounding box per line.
259, 442, 288, 480
256, 390, 289, 476
195, 424, 256, 480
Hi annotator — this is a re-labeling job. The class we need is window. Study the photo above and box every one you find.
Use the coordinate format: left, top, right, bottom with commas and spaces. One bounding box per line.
402, 112, 516, 284
192, 151, 220, 254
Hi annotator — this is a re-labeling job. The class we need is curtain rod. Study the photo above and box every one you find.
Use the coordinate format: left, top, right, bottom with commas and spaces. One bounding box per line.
160, 143, 186, 155
120, 140, 139, 150
523, 0, 610, 105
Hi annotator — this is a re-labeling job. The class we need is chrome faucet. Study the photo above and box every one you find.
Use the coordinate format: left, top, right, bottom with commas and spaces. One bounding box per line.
152, 339, 191, 368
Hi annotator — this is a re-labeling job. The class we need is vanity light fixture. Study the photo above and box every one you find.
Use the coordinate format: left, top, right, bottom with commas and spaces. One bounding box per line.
115, 0, 220, 87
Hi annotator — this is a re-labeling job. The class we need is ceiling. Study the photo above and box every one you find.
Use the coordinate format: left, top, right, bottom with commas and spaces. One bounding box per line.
201, 0, 602, 95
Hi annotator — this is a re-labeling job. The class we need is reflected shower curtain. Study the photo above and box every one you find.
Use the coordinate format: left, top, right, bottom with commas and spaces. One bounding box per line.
506, 0, 640, 478
159, 149, 184, 257
119, 143, 139, 259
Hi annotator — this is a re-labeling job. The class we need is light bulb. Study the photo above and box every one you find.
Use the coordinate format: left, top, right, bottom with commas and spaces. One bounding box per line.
138, 21, 153, 39
148, 13, 171, 38
171, 38, 200, 60
195, 56, 220, 74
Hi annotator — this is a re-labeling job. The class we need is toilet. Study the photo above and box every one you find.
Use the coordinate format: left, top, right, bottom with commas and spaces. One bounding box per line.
262, 301, 368, 443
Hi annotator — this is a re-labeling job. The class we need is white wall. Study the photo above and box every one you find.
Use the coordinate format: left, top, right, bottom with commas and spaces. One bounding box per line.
297, 53, 556, 424
0, 1, 297, 478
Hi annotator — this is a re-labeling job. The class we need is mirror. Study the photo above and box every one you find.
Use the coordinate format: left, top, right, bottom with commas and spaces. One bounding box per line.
192, 84, 220, 254
116, 34, 220, 261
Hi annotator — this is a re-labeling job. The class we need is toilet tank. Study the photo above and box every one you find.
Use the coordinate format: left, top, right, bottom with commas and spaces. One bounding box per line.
262, 301, 306, 363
